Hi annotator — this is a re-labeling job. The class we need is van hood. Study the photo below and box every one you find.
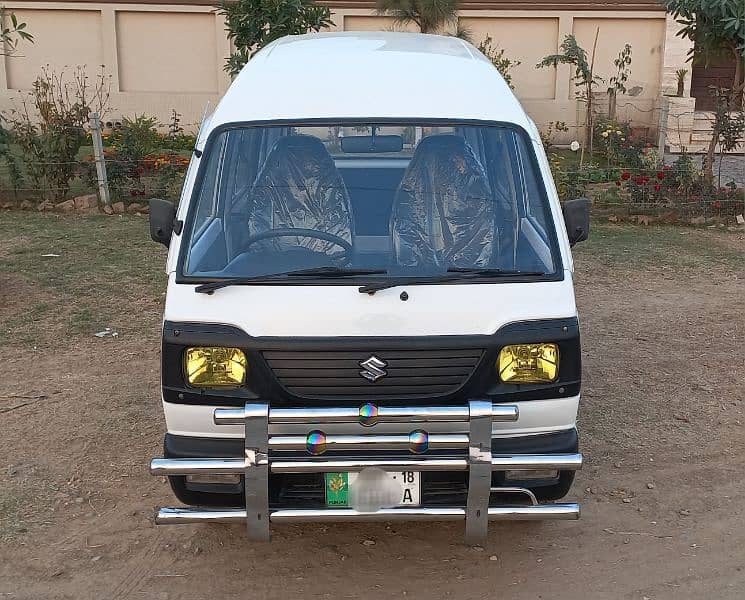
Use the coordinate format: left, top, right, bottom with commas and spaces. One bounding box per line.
163, 273, 576, 337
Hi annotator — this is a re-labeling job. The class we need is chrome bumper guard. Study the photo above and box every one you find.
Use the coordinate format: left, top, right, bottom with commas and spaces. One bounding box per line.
151, 401, 582, 542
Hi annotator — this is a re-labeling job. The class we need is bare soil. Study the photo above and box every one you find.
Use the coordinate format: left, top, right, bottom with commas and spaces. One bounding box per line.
1, 214, 744, 599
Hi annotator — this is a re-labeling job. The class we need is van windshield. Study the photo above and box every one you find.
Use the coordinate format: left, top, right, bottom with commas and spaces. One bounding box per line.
181, 122, 561, 283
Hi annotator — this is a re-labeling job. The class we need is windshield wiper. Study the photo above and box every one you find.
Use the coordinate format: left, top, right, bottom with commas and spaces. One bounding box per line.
445, 267, 545, 276
195, 267, 387, 294
358, 267, 545, 294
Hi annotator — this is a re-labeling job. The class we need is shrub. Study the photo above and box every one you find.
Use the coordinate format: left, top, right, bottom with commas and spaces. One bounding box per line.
0, 125, 24, 198
593, 117, 630, 166
539, 121, 569, 151
161, 109, 196, 153
84, 114, 190, 201
550, 154, 591, 201
614, 156, 744, 218
2, 66, 111, 202
477, 36, 521, 89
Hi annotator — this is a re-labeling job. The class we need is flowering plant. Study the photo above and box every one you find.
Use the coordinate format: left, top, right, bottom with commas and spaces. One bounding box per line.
616, 155, 744, 218
593, 117, 630, 166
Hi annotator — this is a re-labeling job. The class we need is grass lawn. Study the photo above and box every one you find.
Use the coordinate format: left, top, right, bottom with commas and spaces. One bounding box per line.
0, 213, 167, 346
574, 222, 744, 272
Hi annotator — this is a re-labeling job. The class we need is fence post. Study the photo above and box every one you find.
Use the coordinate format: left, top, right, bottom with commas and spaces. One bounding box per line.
90, 112, 111, 206
657, 97, 670, 160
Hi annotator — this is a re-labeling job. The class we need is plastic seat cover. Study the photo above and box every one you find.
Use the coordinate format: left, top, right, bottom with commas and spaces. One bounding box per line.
391, 134, 494, 267
246, 135, 354, 257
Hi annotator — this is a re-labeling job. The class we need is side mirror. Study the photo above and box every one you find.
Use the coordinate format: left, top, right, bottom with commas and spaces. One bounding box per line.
562, 198, 590, 246
149, 198, 178, 247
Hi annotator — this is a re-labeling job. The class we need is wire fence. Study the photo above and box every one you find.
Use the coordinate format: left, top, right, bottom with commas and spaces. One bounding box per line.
0, 113, 191, 206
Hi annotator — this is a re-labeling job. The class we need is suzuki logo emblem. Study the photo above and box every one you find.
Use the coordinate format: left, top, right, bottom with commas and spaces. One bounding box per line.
359, 355, 388, 382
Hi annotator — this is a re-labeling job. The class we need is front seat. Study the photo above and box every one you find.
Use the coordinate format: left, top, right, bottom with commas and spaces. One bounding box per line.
391, 135, 494, 268
246, 134, 354, 261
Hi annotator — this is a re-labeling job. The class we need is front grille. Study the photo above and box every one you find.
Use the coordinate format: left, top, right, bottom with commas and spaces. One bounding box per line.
262, 348, 484, 400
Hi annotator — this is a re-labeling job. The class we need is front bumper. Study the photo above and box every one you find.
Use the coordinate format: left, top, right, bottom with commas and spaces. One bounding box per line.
150, 401, 582, 543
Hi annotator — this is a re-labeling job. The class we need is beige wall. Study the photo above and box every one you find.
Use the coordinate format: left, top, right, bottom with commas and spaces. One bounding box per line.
116, 11, 219, 93
459, 17, 558, 99
5, 9, 104, 90
573, 17, 665, 98
661, 13, 693, 97
337, 9, 667, 142
0, 3, 231, 130
0, 3, 671, 141
343, 15, 417, 32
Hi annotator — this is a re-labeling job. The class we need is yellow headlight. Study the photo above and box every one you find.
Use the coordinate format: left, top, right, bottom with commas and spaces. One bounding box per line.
185, 347, 247, 387
497, 343, 559, 384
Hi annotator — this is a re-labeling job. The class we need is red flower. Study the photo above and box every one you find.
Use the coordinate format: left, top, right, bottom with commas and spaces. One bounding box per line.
713, 200, 721, 209
656, 171, 665, 180
654, 184, 661, 192
634, 176, 644, 185
615, 181, 622, 187
621, 171, 631, 180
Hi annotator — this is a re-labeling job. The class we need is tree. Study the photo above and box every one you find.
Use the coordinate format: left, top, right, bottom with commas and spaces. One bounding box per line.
216, 0, 333, 76
537, 32, 603, 164
663, 0, 745, 107
703, 87, 745, 181
607, 44, 632, 120
376, 0, 458, 34
477, 36, 521, 90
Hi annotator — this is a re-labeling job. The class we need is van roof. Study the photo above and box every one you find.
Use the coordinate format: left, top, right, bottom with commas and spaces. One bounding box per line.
206, 32, 532, 132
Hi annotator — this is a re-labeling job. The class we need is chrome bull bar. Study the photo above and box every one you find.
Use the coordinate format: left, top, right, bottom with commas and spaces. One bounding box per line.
151, 401, 582, 542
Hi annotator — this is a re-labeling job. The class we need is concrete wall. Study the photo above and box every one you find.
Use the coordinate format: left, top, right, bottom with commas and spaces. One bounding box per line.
0, 2, 670, 141
459, 16, 559, 100
661, 13, 694, 98
334, 8, 668, 143
0, 3, 231, 131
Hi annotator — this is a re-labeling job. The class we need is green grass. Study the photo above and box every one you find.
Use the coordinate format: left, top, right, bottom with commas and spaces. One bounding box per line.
0, 212, 166, 345
576, 223, 744, 272
551, 148, 608, 169
0, 212, 164, 291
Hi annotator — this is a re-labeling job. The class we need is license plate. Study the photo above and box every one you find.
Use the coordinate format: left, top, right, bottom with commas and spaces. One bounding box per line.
325, 471, 421, 508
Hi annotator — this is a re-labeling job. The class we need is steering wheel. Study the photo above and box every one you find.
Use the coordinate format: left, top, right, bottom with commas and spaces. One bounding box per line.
243, 228, 353, 266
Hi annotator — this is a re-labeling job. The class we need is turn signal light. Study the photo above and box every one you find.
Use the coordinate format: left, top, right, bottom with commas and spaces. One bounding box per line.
497, 343, 559, 384
185, 347, 247, 387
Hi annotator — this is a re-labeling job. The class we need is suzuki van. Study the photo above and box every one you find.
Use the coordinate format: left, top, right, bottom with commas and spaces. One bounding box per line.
148, 31, 589, 542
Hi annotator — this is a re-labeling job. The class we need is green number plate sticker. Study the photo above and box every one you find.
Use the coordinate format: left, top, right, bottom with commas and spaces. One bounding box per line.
325, 473, 349, 506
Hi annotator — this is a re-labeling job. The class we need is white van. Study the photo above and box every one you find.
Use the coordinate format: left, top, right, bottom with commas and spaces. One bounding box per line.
148, 32, 589, 542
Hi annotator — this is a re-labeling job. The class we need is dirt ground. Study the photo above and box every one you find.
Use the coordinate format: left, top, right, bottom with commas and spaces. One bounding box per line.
1, 214, 744, 600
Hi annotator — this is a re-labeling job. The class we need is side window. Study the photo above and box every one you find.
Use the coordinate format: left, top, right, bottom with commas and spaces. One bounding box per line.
514, 133, 551, 234
192, 135, 226, 236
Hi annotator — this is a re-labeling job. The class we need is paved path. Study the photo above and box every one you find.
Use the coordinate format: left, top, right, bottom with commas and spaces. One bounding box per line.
665, 153, 745, 187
